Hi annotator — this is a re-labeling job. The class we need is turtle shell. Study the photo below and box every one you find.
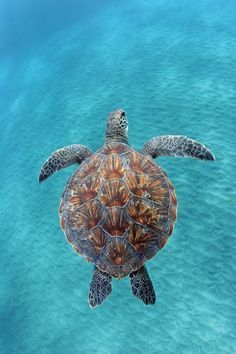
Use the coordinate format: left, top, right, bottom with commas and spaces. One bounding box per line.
59, 142, 177, 278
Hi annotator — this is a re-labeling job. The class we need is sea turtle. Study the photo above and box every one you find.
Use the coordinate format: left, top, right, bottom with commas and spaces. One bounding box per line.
39, 109, 215, 308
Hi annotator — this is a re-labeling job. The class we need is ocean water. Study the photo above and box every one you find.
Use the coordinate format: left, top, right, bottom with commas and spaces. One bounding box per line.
0, 0, 235, 353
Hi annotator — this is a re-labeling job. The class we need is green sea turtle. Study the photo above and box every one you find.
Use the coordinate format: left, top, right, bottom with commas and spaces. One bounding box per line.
39, 109, 215, 308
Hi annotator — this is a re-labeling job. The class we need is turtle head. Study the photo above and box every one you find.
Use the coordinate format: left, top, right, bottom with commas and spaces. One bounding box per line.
105, 108, 128, 144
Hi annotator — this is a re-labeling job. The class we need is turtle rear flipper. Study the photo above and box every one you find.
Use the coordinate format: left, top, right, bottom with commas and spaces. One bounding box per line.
89, 267, 112, 308
130, 265, 156, 305
39, 144, 92, 182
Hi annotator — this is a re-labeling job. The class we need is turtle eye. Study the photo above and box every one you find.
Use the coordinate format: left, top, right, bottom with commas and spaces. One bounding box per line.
121, 112, 125, 117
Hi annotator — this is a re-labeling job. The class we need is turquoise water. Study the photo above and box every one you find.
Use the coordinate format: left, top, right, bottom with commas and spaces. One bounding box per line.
0, 0, 235, 353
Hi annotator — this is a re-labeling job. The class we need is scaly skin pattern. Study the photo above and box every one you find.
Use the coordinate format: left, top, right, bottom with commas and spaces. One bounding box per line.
59, 142, 177, 278
89, 266, 112, 308
130, 265, 156, 305
141, 135, 215, 160
39, 144, 93, 182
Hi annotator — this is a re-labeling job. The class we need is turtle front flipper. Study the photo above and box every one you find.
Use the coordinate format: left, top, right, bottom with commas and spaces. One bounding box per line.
89, 267, 112, 308
141, 135, 215, 160
130, 265, 156, 305
39, 144, 92, 182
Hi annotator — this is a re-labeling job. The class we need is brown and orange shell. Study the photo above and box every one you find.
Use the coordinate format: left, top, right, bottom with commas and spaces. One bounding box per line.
59, 142, 177, 278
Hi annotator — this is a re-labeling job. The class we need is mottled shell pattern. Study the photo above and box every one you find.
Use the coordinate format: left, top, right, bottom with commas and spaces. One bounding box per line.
59, 142, 177, 278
